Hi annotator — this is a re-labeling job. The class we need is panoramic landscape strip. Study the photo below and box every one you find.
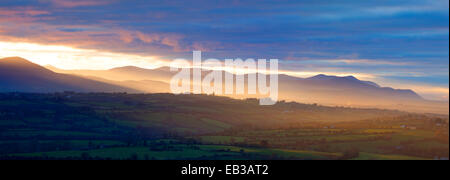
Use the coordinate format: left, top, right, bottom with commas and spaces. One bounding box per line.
0, 1, 448, 176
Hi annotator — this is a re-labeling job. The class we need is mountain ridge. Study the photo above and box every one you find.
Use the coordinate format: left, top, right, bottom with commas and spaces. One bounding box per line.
4, 57, 447, 114
46, 63, 425, 101
105, 65, 420, 97
0, 57, 140, 93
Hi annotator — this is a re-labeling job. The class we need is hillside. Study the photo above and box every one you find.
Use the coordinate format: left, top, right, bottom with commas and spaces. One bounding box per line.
0, 57, 139, 93
48, 64, 448, 114
0, 92, 447, 160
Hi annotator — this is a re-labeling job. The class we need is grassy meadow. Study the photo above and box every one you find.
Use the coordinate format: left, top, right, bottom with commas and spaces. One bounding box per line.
0, 93, 448, 160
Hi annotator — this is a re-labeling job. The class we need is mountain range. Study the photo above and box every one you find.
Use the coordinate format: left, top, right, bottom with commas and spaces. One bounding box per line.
1, 57, 448, 114
0, 57, 138, 93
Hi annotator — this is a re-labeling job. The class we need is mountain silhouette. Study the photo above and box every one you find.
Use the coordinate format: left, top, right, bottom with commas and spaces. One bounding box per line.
36, 58, 450, 114
0, 57, 139, 93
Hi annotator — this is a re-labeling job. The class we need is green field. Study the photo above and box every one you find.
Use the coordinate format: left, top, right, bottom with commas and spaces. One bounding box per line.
0, 93, 448, 160
8, 144, 341, 160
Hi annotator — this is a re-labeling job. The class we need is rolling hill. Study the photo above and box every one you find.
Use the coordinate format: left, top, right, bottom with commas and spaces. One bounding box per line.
47, 63, 448, 114
0, 57, 446, 114
0, 57, 139, 93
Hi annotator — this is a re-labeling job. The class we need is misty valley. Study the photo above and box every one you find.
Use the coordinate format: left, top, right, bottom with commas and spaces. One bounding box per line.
0, 92, 448, 160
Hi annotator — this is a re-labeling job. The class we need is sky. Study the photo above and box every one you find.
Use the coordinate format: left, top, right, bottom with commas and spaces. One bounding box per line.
0, 0, 448, 100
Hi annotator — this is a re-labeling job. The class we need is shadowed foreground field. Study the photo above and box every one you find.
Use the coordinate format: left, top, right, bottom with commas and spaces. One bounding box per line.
0, 93, 448, 160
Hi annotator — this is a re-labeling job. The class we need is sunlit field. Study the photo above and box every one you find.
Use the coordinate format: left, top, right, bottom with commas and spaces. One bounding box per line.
1, 93, 447, 160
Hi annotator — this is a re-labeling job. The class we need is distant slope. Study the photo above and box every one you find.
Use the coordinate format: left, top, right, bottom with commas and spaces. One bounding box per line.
49, 65, 423, 99
47, 65, 170, 93
278, 74, 424, 104
303, 74, 421, 100
46, 64, 448, 114
0, 57, 140, 93
47, 65, 174, 82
